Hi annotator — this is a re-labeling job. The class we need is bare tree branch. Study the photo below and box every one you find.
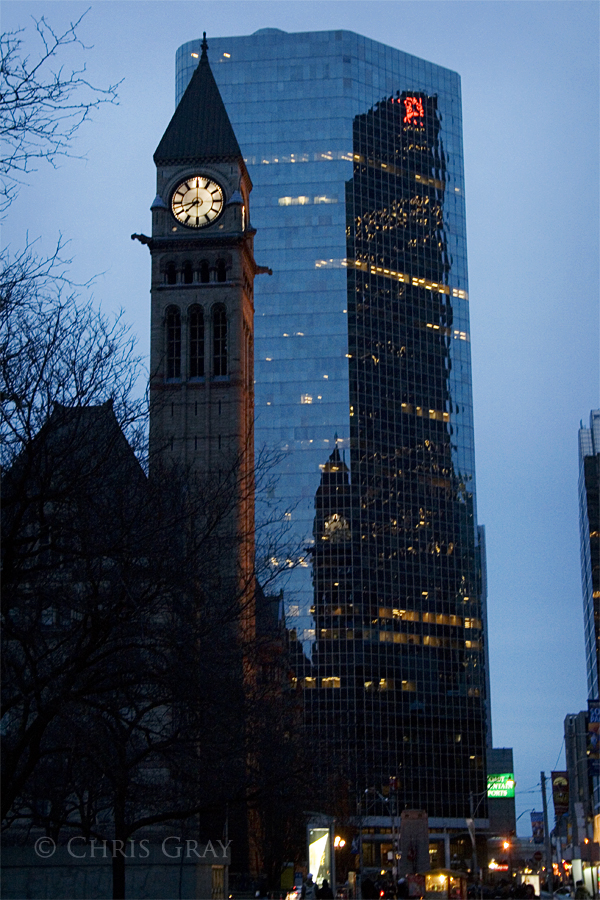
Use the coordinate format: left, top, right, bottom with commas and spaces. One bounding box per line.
0, 242, 148, 471
0, 11, 120, 210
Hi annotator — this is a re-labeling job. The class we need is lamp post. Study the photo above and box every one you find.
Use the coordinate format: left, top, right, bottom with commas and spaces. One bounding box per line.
541, 772, 554, 896
357, 786, 397, 899
469, 789, 490, 889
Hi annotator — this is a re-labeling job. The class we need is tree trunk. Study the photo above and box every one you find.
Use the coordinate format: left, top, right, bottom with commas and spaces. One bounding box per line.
112, 852, 126, 900
112, 791, 127, 900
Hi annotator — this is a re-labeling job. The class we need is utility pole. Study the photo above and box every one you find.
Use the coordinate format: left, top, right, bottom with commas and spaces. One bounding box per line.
469, 792, 479, 886
358, 793, 363, 900
541, 771, 554, 895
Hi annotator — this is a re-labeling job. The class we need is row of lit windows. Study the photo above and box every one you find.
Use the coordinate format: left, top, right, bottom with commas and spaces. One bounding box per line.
278, 195, 338, 206
351, 151, 445, 190
165, 304, 227, 380
318, 607, 481, 628
297, 676, 416, 691
315, 258, 468, 299
317, 628, 481, 650
237, 148, 451, 192
164, 259, 228, 286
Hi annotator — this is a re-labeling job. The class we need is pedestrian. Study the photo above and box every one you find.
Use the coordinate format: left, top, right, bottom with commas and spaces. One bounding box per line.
320, 879, 334, 899
303, 874, 317, 900
397, 878, 410, 899
575, 882, 589, 899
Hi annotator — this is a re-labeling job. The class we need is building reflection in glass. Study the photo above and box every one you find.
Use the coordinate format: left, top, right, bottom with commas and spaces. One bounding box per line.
308, 93, 487, 819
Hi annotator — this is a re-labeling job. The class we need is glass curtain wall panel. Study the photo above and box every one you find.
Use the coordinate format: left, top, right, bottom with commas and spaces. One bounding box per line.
176, 28, 488, 819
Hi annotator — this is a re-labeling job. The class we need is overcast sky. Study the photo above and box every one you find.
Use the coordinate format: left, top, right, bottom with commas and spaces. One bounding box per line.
4, 0, 599, 835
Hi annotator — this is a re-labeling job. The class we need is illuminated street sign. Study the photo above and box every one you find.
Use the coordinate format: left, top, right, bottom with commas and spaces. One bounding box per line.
487, 773, 516, 798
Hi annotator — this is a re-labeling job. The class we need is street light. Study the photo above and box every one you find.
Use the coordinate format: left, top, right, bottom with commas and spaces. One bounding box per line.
357, 786, 400, 898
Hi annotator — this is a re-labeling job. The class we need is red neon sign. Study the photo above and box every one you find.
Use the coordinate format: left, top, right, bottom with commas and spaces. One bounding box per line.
403, 97, 425, 123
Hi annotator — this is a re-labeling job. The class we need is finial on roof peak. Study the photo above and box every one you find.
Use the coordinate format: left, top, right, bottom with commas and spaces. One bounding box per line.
201, 32, 208, 59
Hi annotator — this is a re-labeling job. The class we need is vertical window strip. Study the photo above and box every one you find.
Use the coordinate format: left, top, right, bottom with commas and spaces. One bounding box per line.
213, 305, 227, 376
166, 306, 181, 379
189, 306, 205, 378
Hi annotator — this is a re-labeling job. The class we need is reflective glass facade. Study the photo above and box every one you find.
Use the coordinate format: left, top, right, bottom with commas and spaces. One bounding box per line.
579, 411, 600, 702
177, 29, 487, 819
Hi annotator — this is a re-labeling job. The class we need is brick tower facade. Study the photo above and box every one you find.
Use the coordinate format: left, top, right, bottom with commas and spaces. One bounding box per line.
149, 36, 260, 614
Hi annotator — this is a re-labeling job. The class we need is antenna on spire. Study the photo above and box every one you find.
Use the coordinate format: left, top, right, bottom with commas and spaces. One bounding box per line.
201, 32, 208, 59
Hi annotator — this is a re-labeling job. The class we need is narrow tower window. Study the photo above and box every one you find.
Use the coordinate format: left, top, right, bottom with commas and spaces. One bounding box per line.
213, 305, 227, 377
189, 305, 205, 378
166, 262, 176, 285
216, 259, 227, 283
183, 261, 193, 284
200, 260, 210, 284
166, 305, 181, 379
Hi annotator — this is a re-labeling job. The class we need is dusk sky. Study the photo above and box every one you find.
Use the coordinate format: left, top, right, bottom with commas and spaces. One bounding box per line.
4, 0, 599, 834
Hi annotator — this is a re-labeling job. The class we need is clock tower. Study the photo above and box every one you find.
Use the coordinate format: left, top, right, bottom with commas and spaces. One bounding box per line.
147, 35, 264, 615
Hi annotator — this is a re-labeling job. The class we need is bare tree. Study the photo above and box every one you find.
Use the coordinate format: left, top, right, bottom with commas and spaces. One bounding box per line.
0, 18, 310, 897
2, 399, 305, 898
0, 241, 147, 474
0, 12, 119, 210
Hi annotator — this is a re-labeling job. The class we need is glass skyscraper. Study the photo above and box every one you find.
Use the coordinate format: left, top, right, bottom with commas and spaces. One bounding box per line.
579, 411, 600, 702
176, 29, 488, 823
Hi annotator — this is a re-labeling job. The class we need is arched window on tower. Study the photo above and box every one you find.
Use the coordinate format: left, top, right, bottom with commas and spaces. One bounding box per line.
166, 262, 176, 285
216, 259, 227, 283
213, 305, 227, 377
200, 260, 210, 284
183, 261, 193, 284
165, 306, 181, 379
189, 305, 204, 378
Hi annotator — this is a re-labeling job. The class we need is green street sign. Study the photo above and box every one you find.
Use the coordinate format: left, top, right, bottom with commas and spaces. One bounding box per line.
487, 773, 515, 798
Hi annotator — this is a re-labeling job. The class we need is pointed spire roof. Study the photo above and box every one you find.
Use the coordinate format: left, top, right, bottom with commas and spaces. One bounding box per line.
154, 34, 242, 167
322, 443, 349, 475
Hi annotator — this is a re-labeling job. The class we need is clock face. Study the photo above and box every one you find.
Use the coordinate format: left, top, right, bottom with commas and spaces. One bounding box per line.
171, 176, 224, 228
324, 513, 351, 542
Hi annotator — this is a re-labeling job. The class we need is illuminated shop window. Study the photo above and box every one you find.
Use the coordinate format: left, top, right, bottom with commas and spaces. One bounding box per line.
165, 306, 181, 379
189, 305, 204, 378
212, 305, 227, 376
